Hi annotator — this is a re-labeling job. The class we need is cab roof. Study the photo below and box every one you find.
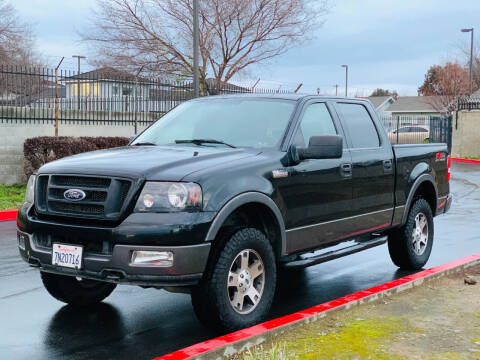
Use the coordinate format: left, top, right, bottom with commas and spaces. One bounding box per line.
194, 93, 371, 104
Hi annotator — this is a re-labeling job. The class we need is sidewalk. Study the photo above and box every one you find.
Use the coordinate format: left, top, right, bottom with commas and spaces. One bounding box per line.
232, 264, 480, 360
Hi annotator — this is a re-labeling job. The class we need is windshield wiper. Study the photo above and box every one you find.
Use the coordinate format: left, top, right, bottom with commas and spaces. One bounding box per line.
175, 139, 237, 148
131, 142, 157, 146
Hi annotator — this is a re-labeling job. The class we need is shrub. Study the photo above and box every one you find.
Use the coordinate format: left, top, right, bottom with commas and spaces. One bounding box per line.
24, 136, 129, 178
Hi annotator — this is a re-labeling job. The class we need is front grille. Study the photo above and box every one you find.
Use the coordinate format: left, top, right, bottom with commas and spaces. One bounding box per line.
52, 176, 111, 188
35, 174, 134, 220
50, 202, 105, 215
33, 233, 111, 255
49, 188, 108, 202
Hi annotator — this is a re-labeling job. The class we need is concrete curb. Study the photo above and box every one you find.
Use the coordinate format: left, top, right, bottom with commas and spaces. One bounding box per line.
155, 253, 480, 360
0, 209, 17, 222
451, 157, 480, 165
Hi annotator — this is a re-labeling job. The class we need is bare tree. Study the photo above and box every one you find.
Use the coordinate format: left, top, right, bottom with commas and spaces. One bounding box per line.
0, 1, 46, 101
418, 62, 472, 112
0, 0, 38, 65
370, 88, 398, 98
458, 40, 480, 94
82, 0, 328, 92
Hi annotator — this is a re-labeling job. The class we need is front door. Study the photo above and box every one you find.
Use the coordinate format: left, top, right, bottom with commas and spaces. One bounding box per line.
277, 101, 354, 254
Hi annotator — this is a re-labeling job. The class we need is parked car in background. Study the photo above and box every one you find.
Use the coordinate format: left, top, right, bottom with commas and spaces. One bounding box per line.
389, 126, 430, 144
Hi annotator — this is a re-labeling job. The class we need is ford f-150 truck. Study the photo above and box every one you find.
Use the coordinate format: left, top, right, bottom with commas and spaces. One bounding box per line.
17, 95, 452, 331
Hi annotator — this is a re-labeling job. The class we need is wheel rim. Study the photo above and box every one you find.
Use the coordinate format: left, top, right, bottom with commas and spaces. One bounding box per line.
227, 249, 265, 315
412, 212, 428, 256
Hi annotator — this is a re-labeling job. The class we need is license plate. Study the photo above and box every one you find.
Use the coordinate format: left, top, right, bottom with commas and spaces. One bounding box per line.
52, 243, 83, 269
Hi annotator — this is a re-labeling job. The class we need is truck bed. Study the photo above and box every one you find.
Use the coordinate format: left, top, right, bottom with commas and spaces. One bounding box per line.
393, 143, 449, 216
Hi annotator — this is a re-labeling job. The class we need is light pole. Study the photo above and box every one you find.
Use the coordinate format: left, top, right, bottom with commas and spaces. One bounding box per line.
193, 0, 199, 97
461, 28, 474, 94
72, 55, 86, 110
341, 65, 348, 97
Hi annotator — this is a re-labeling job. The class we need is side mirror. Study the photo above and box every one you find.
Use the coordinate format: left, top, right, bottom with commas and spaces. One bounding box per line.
298, 135, 343, 160
281, 135, 343, 166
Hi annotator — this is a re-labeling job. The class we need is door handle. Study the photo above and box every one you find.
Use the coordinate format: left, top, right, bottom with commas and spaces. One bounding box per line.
383, 159, 393, 173
341, 163, 352, 178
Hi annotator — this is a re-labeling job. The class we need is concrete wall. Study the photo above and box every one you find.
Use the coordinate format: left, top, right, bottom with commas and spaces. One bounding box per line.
451, 110, 480, 158
0, 122, 149, 184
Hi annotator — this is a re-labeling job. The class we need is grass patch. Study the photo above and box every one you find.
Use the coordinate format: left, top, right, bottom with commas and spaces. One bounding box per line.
0, 184, 26, 210
234, 317, 408, 360
464, 156, 480, 160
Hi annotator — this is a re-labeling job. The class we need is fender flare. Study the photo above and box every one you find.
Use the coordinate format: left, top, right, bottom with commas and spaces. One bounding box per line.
205, 192, 287, 256
401, 173, 438, 224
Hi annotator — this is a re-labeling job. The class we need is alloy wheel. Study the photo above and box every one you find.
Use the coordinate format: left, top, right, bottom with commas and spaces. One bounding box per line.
227, 249, 265, 314
411, 212, 428, 256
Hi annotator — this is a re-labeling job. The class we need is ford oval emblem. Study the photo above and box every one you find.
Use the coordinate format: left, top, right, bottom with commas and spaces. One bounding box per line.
63, 189, 86, 201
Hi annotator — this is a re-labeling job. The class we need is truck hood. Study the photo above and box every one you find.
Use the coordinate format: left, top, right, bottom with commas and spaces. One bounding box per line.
37, 145, 259, 181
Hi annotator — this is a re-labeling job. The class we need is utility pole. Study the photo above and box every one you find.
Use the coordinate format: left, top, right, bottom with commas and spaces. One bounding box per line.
341, 65, 348, 97
134, 65, 145, 135
461, 28, 474, 94
54, 57, 64, 136
334, 84, 338, 96
72, 55, 86, 110
193, 0, 199, 97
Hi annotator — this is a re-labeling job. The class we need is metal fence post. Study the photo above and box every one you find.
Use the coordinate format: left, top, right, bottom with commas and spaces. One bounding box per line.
54, 57, 64, 136
396, 116, 399, 144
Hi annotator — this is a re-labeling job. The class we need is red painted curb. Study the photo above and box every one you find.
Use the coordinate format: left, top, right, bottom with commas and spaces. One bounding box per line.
0, 209, 17, 222
451, 157, 480, 165
154, 252, 480, 360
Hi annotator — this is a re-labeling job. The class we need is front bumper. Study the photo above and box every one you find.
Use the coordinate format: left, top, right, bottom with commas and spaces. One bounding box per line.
16, 204, 215, 286
18, 229, 211, 286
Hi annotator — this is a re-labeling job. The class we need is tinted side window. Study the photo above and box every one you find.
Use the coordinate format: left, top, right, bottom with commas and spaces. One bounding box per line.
411, 127, 428, 133
337, 103, 380, 148
397, 127, 411, 133
293, 103, 337, 147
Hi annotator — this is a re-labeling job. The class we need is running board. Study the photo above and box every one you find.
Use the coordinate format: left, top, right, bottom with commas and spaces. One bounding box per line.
283, 236, 387, 269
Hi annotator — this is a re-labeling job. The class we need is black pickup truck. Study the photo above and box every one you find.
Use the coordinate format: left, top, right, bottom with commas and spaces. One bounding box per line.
17, 95, 452, 330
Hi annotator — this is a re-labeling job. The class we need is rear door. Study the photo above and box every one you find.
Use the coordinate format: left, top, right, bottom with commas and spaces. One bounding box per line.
334, 101, 395, 236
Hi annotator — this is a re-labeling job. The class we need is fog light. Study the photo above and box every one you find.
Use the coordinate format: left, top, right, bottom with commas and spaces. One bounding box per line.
131, 250, 173, 267
17, 232, 27, 250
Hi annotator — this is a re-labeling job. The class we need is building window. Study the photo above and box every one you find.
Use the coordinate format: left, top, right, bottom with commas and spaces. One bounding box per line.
122, 87, 132, 96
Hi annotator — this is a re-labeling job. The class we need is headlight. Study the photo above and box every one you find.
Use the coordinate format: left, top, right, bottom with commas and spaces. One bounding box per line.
25, 175, 36, 204
134, 182, 202, 212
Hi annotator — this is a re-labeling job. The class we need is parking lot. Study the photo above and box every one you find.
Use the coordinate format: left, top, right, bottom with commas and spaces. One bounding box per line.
0, 162, 479, 360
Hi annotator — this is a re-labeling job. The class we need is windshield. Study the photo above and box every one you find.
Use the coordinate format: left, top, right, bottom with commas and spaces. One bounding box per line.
132, 98, 296, 148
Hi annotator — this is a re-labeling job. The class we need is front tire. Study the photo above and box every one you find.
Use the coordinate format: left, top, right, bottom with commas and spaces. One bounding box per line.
388, 198, 434, 270
191, 228, 277, 331
41, 272, 116, 306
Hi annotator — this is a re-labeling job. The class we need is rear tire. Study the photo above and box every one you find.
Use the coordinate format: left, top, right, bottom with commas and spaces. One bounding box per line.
41, 272, 116, 306
388, 198, 434, 270
191, 228, 277, 331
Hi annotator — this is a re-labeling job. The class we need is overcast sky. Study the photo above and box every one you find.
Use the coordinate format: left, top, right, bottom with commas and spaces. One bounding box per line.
12, 0, 480, 96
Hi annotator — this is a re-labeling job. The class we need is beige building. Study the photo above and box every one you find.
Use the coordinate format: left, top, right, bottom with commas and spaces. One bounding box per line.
368, 96, 442, 117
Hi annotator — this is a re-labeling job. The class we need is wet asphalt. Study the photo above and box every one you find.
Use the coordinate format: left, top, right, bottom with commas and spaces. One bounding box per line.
0, 162, 479, 360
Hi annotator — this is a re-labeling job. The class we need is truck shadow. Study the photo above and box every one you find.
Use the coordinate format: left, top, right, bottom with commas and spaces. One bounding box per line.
270, 266, 420, 319
43, 303, 126, 356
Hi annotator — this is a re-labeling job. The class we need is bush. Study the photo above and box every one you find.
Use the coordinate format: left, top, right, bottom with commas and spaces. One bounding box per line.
24, 136, 129, 178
